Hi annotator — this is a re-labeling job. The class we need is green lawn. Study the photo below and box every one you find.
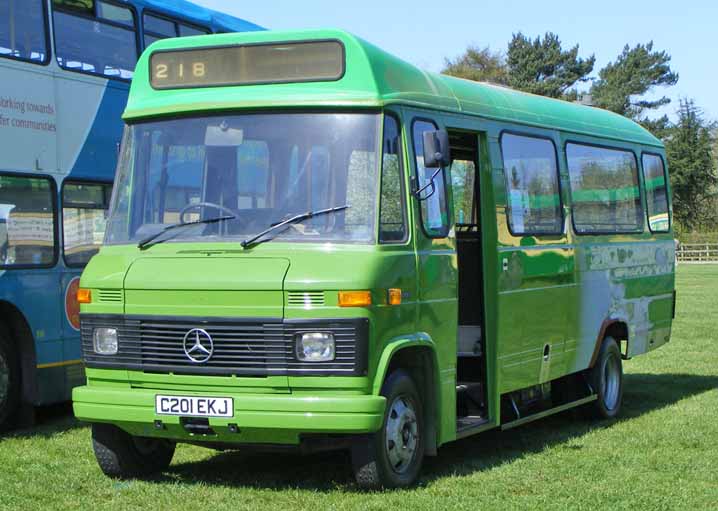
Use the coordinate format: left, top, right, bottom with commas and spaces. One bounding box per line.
1, 266, 717, 510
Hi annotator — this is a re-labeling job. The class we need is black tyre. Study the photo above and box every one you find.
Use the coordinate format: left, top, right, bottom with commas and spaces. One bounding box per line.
351, 369, 425, 489
586, 337, 623, 419
0, 326, 21, 433
91, 423, 176, 478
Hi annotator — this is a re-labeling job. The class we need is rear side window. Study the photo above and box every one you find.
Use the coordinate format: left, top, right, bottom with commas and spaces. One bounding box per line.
567, 143, 643, 234
143, 13, 209, 48
62, 181, 112, 267
379, 115, 407, 243
0, 174, 56, 268
412, 119, 449, 237
53, 0, 138, 80
501, 133, 562, 235
641, 154, 670, 232
0, 0, 48, 63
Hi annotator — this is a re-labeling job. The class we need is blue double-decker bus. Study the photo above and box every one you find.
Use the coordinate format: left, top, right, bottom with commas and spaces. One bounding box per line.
0, 0, 261, 430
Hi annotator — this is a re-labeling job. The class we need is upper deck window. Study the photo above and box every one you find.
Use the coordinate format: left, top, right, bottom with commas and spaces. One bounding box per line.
149, 41, 345, 89
567, 143, 643, 234
143, 13, 210, 48
53, 0, 138, 80
0, 0, 48, 64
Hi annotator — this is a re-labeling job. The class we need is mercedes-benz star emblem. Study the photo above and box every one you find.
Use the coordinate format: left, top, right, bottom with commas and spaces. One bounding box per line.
183, 328, 214, 364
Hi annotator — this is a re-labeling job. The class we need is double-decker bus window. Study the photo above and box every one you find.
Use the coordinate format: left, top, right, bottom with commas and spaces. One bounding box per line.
53, 0, 138, 79
62, 182, 111, 267
567, 143, 643, 234
179, 23, 209, 37
642, 154, 670, 232
501, 133, 562, 235
413, 119, 449, 238
96, 1, 133, 27
143, 13, 210, 48
0, 0, 48, 63
0, 175, 55, 267
379, 115, 407, 243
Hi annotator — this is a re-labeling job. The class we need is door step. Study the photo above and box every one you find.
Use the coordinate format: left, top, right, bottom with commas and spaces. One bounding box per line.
456, 415, 492, 438
500, 394, 597, 431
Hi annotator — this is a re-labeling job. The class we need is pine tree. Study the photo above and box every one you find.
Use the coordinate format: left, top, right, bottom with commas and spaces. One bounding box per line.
506, 32, 595, 98
590, 42, 678, 121
442, 46, 509, 85
665, 100, 717, 230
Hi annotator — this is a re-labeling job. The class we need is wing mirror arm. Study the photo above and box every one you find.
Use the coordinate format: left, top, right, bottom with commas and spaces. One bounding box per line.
413, 167, 442, 200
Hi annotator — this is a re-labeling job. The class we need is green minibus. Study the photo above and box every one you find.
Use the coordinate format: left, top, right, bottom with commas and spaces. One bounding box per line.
73, 29, 676, 488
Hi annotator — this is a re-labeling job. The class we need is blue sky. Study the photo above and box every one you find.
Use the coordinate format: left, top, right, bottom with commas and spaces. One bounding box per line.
193, 0, 717, 121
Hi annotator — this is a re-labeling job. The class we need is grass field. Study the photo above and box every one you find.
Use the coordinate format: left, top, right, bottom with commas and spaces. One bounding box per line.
1, 266, 717, 510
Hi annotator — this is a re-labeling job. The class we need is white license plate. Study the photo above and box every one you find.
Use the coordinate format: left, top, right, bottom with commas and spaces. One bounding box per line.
155, 395, 234, 418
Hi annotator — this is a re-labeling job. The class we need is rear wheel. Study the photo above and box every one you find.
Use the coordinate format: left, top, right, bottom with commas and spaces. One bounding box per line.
586, 337, 623, 419
91, 423, 176, 478
0, 327, 20, 433
351, 369, 425, 489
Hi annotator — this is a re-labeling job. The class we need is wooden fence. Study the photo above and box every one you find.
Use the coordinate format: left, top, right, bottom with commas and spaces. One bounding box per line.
676, 243, 718, 263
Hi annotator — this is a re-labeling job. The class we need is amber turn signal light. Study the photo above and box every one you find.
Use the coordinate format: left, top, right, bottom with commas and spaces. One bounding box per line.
77, 288, 92, 304
338, 290, 372, 307
388, 288, 402, 305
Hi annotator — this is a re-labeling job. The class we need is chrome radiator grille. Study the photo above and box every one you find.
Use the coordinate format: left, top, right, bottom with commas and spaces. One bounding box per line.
81, 315, 368, 377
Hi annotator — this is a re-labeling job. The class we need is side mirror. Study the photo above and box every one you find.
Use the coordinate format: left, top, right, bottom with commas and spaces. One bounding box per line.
422, 130, 451, 168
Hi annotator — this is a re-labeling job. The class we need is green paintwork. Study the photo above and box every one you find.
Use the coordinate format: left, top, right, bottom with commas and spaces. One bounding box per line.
74, 29, 674, 452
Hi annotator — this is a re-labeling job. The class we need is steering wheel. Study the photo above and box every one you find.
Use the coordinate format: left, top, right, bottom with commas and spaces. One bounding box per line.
179, 202, 238, 224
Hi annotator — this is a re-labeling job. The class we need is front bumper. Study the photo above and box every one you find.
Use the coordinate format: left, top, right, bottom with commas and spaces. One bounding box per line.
73, 385, 385, 445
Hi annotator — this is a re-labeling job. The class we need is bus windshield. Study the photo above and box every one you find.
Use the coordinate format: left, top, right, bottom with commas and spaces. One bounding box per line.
106, 113, 380, 246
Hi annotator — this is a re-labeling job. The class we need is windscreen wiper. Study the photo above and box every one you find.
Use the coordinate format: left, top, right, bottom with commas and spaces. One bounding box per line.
240, 205, 350, 249
137, 215, 236, 250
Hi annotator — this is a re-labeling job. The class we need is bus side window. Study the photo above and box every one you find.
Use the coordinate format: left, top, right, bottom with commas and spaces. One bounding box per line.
0, 174, 56, 267
641, 154, 670, 232
0, 0, 48, 63
500, 133, 563, 235
62, 181, 112, 267
379, 114, 407, 243
566, 143, 643, 234
53, 0, 138, 80
412, 119, 449, 237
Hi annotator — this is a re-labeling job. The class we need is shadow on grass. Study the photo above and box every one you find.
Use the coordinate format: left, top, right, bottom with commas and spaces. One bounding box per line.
156, 372, 717, 491
0, 401, 83, 441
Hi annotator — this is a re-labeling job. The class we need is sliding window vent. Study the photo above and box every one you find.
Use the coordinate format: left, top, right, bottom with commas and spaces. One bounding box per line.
287, 291, 325, 307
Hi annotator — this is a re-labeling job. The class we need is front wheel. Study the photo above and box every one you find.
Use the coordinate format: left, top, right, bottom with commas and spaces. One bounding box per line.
91, 423, 176, 478
351, 369, 425, 489
586, 337, 624, 419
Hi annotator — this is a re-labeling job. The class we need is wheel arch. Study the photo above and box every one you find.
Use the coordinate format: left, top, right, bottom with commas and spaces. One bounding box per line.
589, 319, 629, 367
0, 300, 38, 404
373, 334, 441, 456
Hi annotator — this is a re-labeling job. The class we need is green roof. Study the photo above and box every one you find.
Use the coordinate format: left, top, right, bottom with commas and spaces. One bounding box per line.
125, 28, 662, 148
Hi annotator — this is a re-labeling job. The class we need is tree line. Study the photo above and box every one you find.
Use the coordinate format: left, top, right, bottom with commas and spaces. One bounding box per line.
443, 33, 717, 233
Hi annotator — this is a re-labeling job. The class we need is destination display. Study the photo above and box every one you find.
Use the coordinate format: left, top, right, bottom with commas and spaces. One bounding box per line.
150, 40, 345, 89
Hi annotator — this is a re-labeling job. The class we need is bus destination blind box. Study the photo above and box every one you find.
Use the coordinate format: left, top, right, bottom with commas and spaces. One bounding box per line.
150, 40, 345, 89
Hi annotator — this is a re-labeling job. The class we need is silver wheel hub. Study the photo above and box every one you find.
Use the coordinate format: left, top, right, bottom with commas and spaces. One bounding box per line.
0, 350, 8, 405
385, 395, 419, 474
601, 353, 620, 411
